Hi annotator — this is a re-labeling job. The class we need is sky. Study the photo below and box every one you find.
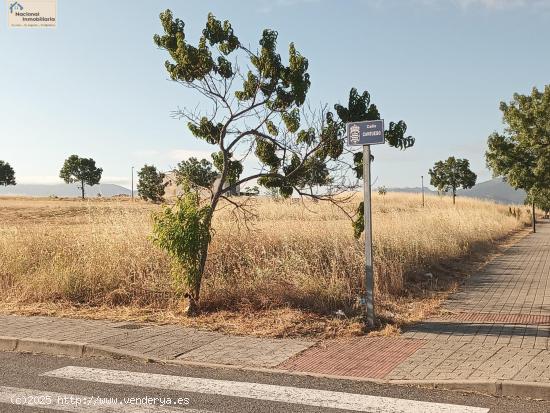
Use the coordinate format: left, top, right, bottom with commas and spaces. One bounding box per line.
1, 0, 549, 189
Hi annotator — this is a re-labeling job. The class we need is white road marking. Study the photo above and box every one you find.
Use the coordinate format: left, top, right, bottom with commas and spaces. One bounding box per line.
43, 366, 490, 413
0, 386, 213, 413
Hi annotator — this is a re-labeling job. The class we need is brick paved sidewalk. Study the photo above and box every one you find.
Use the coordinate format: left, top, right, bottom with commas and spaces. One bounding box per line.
2, 222, 550, 387
282, 222, 550, 383
0, 314, 313, 368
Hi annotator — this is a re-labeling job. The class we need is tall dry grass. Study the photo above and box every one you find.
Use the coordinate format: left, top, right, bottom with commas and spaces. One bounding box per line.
0, 194, 531, 318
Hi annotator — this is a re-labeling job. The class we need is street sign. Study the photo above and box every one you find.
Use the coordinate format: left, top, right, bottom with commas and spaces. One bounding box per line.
346, 119, 386, 329
347, 120, 385, 146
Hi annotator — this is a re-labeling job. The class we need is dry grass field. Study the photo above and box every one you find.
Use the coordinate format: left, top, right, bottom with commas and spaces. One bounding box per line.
0, 193, 531, 338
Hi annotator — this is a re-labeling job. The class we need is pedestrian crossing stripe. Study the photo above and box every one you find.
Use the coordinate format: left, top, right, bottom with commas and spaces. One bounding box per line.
42, 366, 490, 413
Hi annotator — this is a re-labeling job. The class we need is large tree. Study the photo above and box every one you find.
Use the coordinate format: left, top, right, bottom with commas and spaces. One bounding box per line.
137, 165, 167, 203
59, 155, 103, 199
151, 10, 414, 314
429, 156, 477, 204
0, 161, 16, 186
486, 85, 550, 232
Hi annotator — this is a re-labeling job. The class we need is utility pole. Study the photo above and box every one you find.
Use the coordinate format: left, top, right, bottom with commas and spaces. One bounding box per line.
420, 175, 430, 208
131, 166, 134, 201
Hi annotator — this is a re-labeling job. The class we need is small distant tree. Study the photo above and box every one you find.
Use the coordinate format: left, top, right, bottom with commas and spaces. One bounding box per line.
59, 155, 103, 199
137, 165, 167, 203
428, 157, 477, 204
175, 157, 218, 194
243, 185, 260, 196
377, 186, 387, 196
0, 161, 16, 186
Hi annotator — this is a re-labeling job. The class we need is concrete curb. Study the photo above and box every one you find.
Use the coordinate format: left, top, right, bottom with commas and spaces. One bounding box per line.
2, 335, 550, 401
17, 338, 84, 358
83, 344, 162, 364
0, 336, 162, 364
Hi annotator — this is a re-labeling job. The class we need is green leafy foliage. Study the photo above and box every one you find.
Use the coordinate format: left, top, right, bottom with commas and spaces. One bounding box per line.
152, 192, 212, 313
0, 161, 16, 186
352, 201, 364, 239
429, 157, 477, 204
59, 155, 102, 199
316, 112, 344, 160
526, 187, 550, 214
255, 138, 280, 169
188, 118, 223, 145
176, 157, 218, 192
137, 165, 166, 203
281, 108, 300, 133
486, 85, 550, 196
154, 11, 217, 82
338, 88, 415, 180
211, 152, 242, 185
202, 13, 240, 55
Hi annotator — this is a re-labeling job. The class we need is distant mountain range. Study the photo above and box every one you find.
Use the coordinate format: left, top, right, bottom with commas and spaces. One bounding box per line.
388, 178, 527, 205
0, 178, 526, 204
0, 183, 131, 198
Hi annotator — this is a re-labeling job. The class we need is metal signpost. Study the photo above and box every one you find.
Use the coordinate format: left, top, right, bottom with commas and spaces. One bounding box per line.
346, 120, 385, 327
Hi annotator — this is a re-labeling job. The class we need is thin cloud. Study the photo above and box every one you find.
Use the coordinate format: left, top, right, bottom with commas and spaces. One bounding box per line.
167, 149, 213, 161
454, 0, 528, 9
418, 0, 549, 9
257, 0, 320, 14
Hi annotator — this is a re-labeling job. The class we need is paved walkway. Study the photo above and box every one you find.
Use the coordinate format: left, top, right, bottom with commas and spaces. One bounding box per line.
2, 222, 550, 389
404, 220, 550, 346
285, 222, 550, 383
0, 315, 313, 368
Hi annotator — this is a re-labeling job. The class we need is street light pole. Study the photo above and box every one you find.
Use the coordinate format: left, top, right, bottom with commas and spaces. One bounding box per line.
420, 175, 430, 208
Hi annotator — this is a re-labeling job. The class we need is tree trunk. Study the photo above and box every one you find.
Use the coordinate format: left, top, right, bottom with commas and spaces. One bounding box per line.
184, 152, 226, 316
185, 238, 210, 316
81, 180, 85, 199
532, 202, 537, 232
452, 189, 456, 205
185, 201, 215, 317
186, 294, 200, 316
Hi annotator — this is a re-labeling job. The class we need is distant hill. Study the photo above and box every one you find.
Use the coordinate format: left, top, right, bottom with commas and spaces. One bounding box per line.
0, 183, 131, 198
386, 186, 435, 194
457, 178, 526, 204
388, 178, 527, 205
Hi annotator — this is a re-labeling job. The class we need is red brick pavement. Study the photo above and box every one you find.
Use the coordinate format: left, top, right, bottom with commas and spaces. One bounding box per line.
278, 337, 425, 379
436, 312, 550, 325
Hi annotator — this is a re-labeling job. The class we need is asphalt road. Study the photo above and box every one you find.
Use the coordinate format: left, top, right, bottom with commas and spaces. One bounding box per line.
1, 352, 549, 412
